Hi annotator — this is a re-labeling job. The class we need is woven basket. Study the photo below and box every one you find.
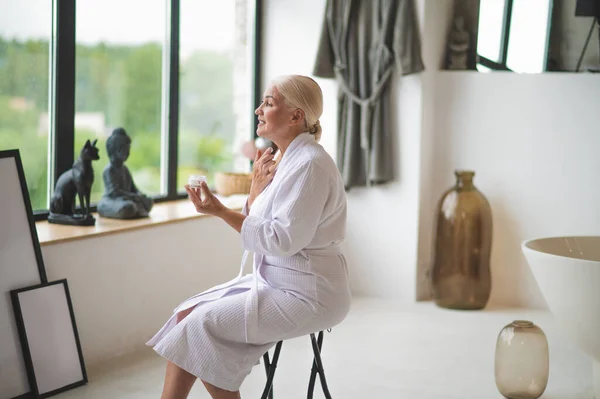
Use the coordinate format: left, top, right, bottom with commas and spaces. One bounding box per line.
215, 172, 253, 196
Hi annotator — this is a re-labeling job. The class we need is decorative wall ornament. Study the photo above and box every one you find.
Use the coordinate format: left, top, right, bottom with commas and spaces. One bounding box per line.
443, 0, 479, 70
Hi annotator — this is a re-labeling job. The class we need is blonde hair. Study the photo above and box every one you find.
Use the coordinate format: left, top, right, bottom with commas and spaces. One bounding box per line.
272, 75, 323, 142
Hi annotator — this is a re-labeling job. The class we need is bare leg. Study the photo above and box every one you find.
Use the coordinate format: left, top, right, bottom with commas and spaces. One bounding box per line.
159, 307, 242, 399
160, 307, 198, 399
160, 362, 197, 399
201, 380, 241, 399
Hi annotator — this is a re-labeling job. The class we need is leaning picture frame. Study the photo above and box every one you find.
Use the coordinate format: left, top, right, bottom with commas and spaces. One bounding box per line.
0, 149, 48, 399
11, 280, 87, 398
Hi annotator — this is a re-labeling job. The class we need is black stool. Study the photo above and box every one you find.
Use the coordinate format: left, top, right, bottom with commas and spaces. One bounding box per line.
261, 330, 333, 399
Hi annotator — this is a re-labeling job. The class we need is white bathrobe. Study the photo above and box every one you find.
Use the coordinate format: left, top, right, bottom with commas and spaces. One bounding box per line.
146, 132, 352, 391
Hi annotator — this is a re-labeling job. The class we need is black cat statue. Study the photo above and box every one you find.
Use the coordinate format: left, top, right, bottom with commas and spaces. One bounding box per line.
48, 139, 100, 226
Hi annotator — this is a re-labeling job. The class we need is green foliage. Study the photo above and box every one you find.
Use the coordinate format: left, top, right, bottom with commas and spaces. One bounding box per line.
124, 131, 162, 195
195, 135, 232, 172
0, 95, 49, 210
179, 51, 235, 137
123, 44, 163, 133
0, 38, 51, 210
76, 42, 163, 135
0, 95, 38, 131
0, 36, 238, 210
0, 37, 49, 109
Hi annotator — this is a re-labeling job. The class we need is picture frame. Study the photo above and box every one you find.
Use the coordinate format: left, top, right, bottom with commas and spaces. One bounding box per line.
10, 280, 87, 398
0, 149, 48, 399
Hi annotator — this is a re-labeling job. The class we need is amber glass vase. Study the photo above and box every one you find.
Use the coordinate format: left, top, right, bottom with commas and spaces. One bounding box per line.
495, 320, 549, 399
431, 170, 492, 310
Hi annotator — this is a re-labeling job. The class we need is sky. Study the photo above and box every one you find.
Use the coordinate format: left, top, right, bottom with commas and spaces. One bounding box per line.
0, 0, 242, 54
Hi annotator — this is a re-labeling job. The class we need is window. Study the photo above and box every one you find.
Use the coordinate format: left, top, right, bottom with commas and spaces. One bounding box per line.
476, 0, 507, 64
476, 0, 552, 72
177, 0, 254, 189
505, 0, 552, 73
0, 0, 52, 211
75, 0, 166, 202
0, 0, 261, 219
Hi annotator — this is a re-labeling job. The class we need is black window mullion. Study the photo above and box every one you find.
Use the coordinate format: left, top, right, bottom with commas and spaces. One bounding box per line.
478, 56, 512, 71
167, 0, 180, 198
251, 0, 263, 140
499, 0, 513, 65
52, 0, 76, 187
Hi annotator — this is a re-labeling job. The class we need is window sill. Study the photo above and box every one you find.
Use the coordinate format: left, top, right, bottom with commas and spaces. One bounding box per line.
35, 194, 248, 247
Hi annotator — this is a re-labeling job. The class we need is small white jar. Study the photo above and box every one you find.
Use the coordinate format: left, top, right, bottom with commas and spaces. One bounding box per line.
188, 175, 207, 188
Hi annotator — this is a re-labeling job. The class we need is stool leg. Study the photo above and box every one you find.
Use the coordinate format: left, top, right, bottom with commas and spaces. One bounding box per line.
262, 341, 283, 399
307, 332, 322, 398
307, 331, 332, 399
262, 352, 274, 399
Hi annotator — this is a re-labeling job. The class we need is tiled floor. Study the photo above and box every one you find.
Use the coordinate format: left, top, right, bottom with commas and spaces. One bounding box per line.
54, 298, 594, 398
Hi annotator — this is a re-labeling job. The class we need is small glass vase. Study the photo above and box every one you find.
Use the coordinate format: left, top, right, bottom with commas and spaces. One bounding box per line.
495, 320, 549, 399
431, 170, 493, 310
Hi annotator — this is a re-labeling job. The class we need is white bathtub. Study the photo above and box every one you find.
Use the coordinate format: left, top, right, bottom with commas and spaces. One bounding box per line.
522, 236, 600, 398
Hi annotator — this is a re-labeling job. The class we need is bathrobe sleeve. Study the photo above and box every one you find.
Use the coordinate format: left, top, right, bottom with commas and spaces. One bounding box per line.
241, 199, 250, 216
241, 163, 330, 257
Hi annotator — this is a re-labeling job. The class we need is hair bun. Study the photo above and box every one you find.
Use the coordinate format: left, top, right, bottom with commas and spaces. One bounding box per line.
309, 120, 322, 142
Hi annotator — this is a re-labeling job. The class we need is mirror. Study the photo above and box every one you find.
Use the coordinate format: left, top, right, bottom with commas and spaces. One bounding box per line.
447, 0, 600, 73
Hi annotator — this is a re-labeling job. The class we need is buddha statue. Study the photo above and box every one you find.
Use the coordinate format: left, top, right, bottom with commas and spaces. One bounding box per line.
98, 128, 153, 219
445, 15, 470, 70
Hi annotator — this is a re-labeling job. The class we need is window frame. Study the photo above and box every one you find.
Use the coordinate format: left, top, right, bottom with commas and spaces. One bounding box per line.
477, 0, 553, 72
477, 0, 514, 71
33, 0, 263, 221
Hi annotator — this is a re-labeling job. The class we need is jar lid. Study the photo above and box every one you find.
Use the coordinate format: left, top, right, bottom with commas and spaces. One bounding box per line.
188, 175, 207, 187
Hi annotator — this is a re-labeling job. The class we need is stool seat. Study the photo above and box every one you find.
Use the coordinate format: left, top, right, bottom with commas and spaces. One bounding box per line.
261, 330, 333, 399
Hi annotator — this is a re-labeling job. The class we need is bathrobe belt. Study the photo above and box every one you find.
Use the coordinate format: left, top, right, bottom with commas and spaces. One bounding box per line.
243, 245, 342, 342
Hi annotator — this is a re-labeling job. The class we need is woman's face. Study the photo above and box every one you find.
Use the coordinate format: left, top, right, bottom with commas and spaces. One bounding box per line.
254, 84, 295, 142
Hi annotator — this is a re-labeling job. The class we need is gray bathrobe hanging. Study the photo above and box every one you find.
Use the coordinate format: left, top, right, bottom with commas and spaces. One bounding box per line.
313, 0, 425, 189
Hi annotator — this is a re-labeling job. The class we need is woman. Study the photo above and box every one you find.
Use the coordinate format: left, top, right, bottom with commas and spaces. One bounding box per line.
147, 74, 351, 399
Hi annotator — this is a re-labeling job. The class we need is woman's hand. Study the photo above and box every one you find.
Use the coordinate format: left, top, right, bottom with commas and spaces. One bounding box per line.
185, 181, 227, 216
248, 147, 277, 206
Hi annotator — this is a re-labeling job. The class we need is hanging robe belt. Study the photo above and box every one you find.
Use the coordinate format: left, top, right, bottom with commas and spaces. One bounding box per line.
333, 65, 394, 186
244, 249, 261, 343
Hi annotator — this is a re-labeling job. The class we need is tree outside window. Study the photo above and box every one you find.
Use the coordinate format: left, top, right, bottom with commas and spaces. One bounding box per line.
0, 0, 52, 211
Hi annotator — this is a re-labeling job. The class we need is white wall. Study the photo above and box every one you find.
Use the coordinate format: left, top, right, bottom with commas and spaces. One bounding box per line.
415, 0, 454, 300
262, 0, 426, 301
424, 71, 600, 308
41, 217, 245, 366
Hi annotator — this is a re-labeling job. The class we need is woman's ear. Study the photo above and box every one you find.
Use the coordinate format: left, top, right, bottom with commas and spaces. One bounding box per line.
290, 109, 305, 125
